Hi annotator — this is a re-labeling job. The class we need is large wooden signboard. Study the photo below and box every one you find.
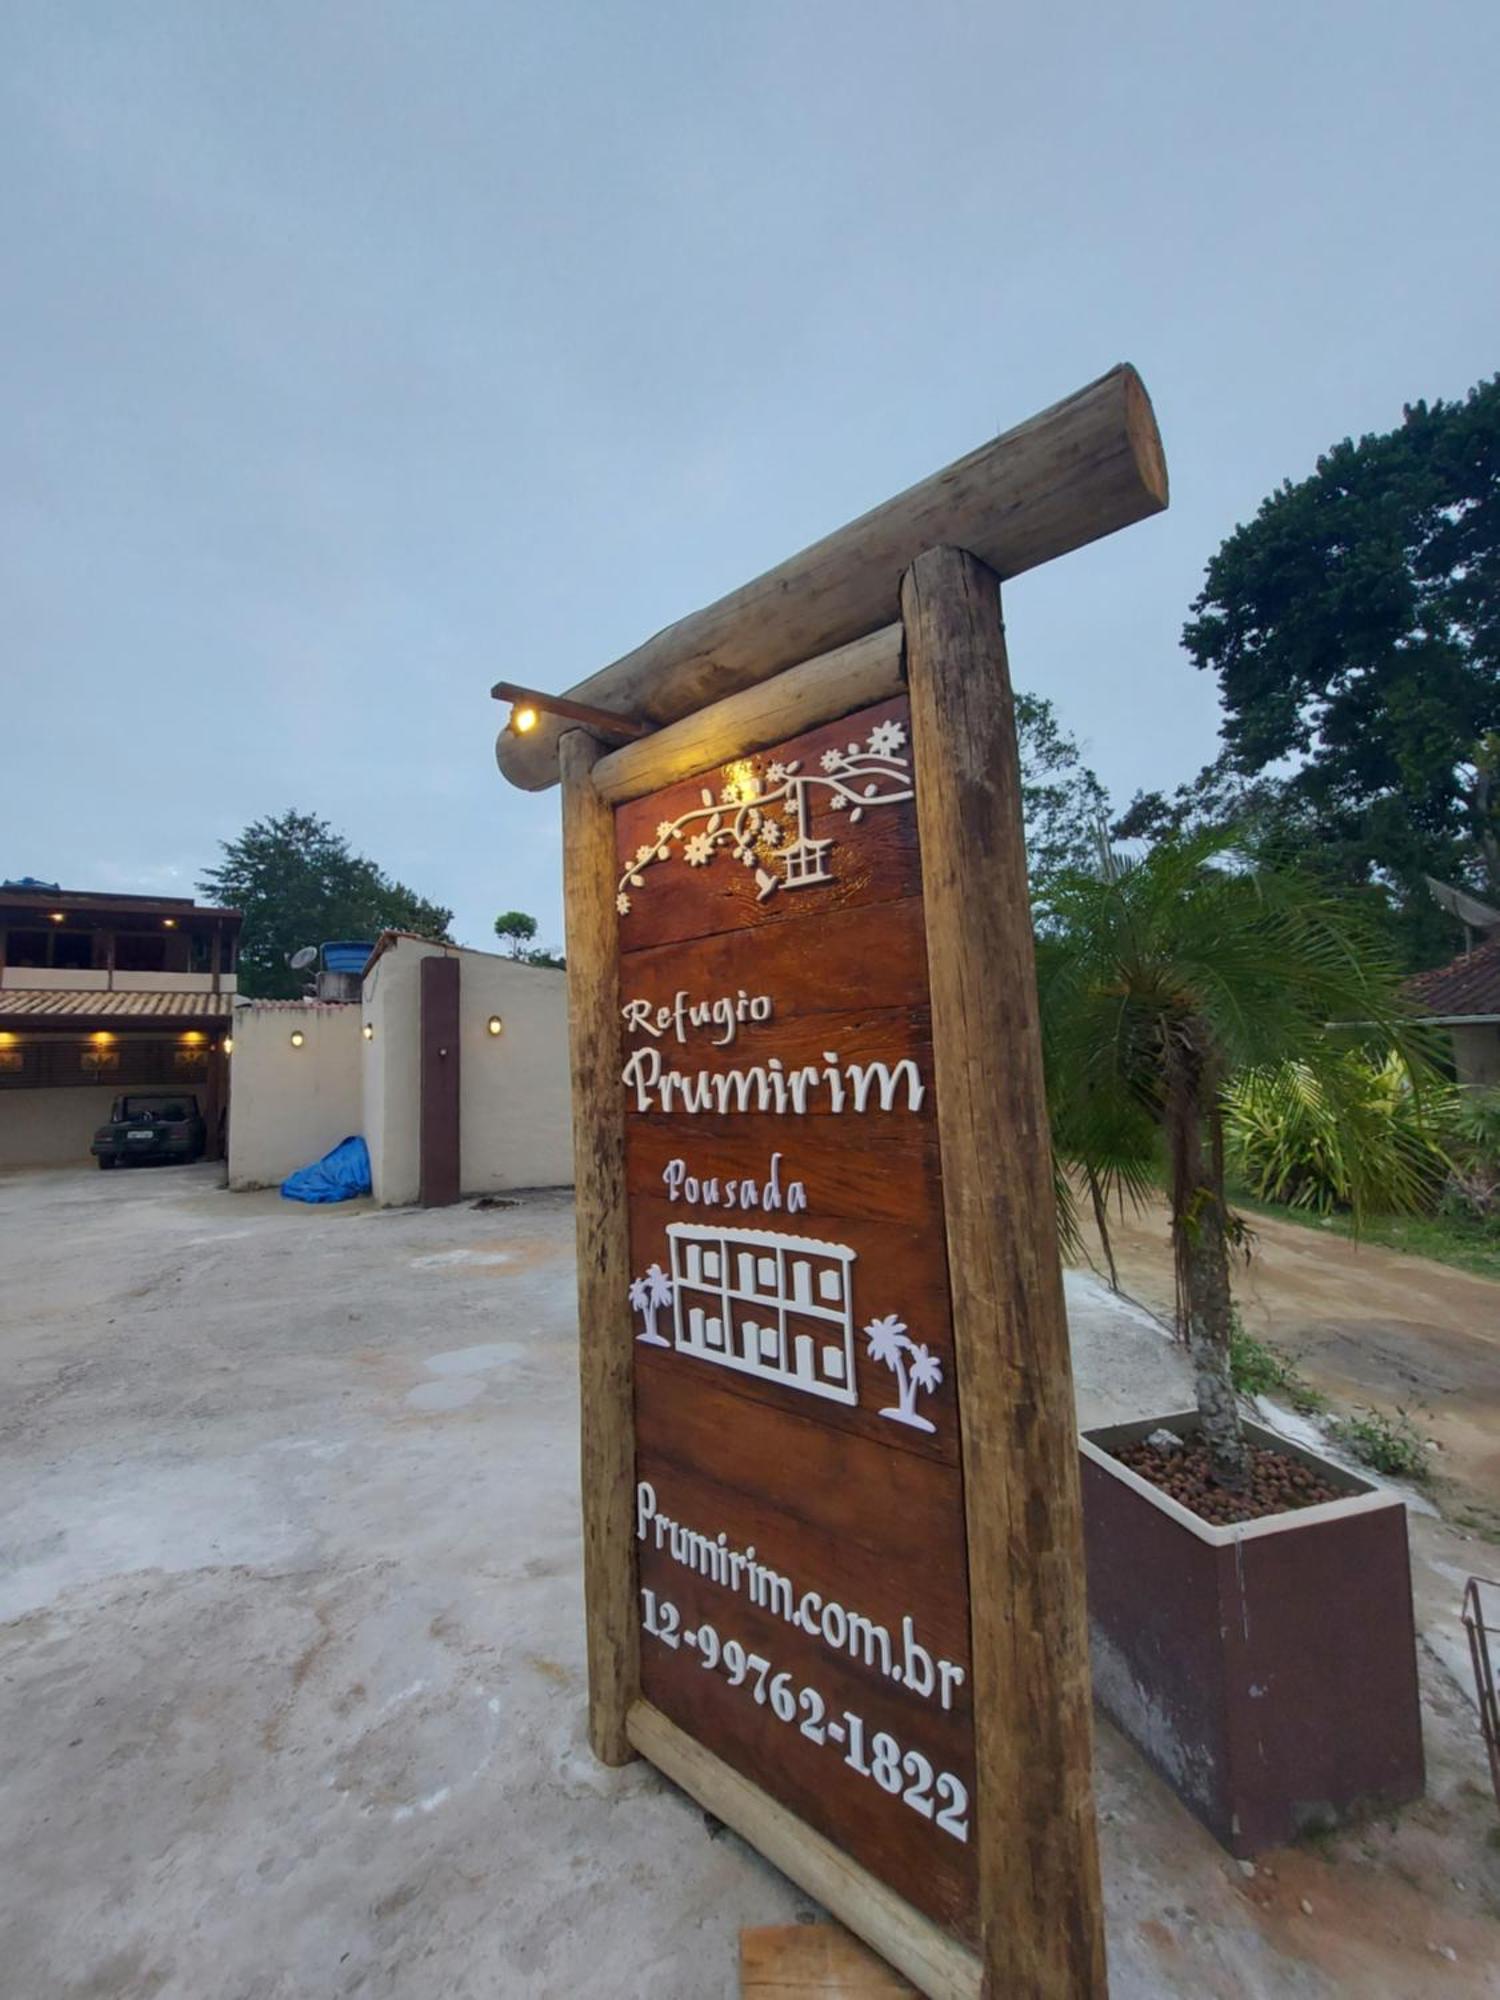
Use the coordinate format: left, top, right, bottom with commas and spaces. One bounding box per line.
617, 690, 978, 1936
503, 367, 1169, 1998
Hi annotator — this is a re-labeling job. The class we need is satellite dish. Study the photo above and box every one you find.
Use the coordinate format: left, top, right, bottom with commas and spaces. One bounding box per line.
288, 946, 318, 970
1425, 879, 1500, 937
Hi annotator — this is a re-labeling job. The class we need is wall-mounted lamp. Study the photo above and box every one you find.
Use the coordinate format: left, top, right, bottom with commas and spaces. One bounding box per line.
362, 1023, 374, 1040
163, 917, 177, 929
486, 1015, 504, 1037
222, 1037, 234, 1055
49, 911, 64, 924
180, 1030, 204, 1046
491, 680, 655, 744
92, 1031, 115, 1046
290, 1030, 305, 1048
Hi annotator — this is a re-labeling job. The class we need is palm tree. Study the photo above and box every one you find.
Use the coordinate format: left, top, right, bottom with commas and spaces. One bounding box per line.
630, 1267, 672, 1346
864, 1313, 911, 1414
1037, 829, 1430, 1491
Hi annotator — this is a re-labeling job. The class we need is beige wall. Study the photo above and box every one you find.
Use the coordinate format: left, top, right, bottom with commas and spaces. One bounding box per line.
359, 938, 571, 1206
1451, 1023, 1500, 1089
361, 946, 423, 1207
0, 969, 237, 995
0, 1084, 176, 1172
227, 1003, 363, 1190
458, 951, 572, 1194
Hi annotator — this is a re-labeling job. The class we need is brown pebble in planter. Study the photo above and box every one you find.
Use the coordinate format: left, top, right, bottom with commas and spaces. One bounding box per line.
1112, 1436, 1342, 1525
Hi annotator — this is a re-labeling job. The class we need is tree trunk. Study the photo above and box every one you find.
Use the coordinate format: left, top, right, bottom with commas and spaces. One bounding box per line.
1085, 1167, 1119, 1291
1166, 1043, 1250, 1491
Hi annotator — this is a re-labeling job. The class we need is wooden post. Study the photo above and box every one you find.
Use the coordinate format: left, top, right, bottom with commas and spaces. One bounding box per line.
901, 546, 1107, 1998
560, 727, 640, 1765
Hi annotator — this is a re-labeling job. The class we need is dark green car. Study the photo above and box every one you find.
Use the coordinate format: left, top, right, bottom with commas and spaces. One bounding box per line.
92, 1093, 206, 1169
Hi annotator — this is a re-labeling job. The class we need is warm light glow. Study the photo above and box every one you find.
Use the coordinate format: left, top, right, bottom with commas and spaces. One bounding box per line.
0, 1032, 15, 1048
486, 1015, 504, 1036
163, 917, 177, 928
92, 1031, 115, 1045
180, 1031, 205, 1045
362, 1023, 374, 1040
512, 704, 539, 735
222, 1037, 234, 1055
49, 911, 64, 923
290, 1030, 305, 1048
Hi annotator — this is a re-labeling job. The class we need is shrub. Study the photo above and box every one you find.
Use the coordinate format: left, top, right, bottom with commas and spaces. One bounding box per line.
1329, 1407, 1431, 1482
1440, 1088, 1500, 1222
1224, 1053, 1453, 1217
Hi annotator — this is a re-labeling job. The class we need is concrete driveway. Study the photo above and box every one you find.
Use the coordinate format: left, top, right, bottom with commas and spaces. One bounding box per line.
1, 1165, 1496, 1998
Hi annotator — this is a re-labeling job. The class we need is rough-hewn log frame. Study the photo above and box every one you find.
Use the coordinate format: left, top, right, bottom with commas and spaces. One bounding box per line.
904, 547, 1108, 1996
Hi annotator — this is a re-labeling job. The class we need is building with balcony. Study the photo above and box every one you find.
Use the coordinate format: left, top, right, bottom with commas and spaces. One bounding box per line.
0, 882, 241, 1169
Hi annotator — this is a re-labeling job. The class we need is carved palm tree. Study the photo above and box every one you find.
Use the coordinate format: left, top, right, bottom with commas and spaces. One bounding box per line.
645, 1262, 674, 1345
864, 1314, 912, 1422
630, 1269, 671, 1346
906, 1344, 943, 1429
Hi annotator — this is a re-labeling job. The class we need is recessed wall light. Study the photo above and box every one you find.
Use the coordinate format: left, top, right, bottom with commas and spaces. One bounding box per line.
486, 1015, 504, 1036
290, 1030, 305, 1048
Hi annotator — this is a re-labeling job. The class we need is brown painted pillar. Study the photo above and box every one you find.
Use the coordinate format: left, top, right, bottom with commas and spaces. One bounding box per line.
203, 1040, 226, 1163
419, 955, 461, 1207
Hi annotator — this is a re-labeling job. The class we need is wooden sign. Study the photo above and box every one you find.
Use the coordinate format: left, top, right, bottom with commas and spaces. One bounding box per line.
504, 367, 1169, 1998
618, 690, 977, 1936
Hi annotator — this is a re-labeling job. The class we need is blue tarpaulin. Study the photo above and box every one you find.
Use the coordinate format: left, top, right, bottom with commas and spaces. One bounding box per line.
281, 1135, 372, 1203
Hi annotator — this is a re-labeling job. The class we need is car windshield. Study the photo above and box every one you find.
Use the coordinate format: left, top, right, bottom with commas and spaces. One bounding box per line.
117, 1097, 196, 1121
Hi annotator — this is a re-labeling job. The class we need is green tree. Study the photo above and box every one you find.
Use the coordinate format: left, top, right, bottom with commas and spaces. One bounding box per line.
1037, 830, 1428, 1489
1174, 376, 1500, 963
200, 810, 452, 998
1015, 691, 1110, 890
493, 910, 539, 958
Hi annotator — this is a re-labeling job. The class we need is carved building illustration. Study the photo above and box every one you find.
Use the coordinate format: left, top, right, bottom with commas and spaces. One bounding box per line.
665, 1221, 858, 1405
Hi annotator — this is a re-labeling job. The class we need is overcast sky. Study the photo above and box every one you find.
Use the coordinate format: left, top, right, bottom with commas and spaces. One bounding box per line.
3, 3, 1496, 952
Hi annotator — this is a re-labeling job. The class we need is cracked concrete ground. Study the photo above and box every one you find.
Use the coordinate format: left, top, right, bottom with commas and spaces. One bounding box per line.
1, 1164, 1496, 1998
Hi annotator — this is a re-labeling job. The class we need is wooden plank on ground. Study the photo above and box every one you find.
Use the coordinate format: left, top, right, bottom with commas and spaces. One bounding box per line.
741, 1923, 916, 1997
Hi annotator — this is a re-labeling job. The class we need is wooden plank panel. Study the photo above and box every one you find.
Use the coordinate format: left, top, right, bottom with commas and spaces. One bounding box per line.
625, 1113, 944, 1231
619, 896, 932, 1027
628, 1197, 955, 1466
615, 697, 918, 954
633, 1441, 975, 1938
902, 550, 1107, 1996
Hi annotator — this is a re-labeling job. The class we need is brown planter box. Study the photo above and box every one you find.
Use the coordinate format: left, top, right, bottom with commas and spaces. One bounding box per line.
1081, 1411, 1425, 1855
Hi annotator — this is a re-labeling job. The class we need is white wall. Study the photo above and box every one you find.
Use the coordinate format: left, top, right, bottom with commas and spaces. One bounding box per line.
359, 937, 571, 1206
0, 1085, 163, 1171
227, 1003, 363, 1190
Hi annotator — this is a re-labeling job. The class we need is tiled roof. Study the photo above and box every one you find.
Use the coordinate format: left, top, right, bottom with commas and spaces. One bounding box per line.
233, 998, 355, 1012
1404, 937, 1500, 1020
0, 989, 234, 1020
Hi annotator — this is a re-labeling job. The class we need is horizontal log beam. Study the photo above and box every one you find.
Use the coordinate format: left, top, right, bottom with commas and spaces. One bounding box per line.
496, 363, 1166, 791
590, 624, 904, 804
